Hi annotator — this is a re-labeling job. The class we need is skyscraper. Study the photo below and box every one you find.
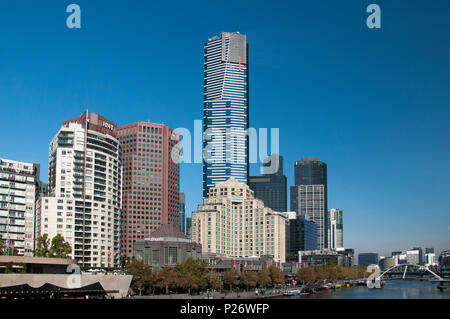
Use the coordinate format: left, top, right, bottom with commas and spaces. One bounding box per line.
328, 208, 343, 249
38, 112, 122, 269
290, 158, 328, 249
179, 192, 186, 234
248, 154, 287, 212
203, 32, 249, 197
116, 122, 180, 258
0, 158, 40, 256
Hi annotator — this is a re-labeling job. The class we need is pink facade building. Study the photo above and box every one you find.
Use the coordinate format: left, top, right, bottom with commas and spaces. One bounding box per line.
116, 122, 180, 258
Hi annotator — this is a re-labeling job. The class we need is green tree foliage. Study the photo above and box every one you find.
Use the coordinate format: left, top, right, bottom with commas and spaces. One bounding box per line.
268, 266, 285, 287
223, 269, 239, 291
209, 271, 223, 290
49, 234, 72, 258
126, 259, 156, 295
33, 234, 51, 257
178, 271, 199, 295
174, 258, 209, 291
157, 267, 178, 294
239, 271, 257, 290
34, 234, 72, 258
256, 269, 271, 288
297, 265, 369, 284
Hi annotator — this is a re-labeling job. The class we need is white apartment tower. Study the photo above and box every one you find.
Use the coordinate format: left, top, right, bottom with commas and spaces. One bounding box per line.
0, 159, 39, 256
328, 208, 343, 249
38, 112, 122, 269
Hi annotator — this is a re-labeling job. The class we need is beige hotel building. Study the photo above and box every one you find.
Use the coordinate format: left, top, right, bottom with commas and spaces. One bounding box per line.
191, 178, 286, 263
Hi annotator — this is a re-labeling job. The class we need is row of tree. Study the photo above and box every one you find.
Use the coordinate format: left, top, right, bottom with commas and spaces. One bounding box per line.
296, 265, 369, 284
33, 234, 72, 258
0, 234, 72, 258
126, 258, 286, 295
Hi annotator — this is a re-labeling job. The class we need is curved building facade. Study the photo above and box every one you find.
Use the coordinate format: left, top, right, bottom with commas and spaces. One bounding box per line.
38, 112, 122, 269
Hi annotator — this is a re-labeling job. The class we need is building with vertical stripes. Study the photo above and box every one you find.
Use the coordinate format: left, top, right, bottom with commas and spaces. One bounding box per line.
203, 32, 249, 197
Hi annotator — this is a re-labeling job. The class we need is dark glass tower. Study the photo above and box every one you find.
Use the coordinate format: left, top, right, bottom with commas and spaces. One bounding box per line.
248, 154, 287, 212
290, 157, 328, 249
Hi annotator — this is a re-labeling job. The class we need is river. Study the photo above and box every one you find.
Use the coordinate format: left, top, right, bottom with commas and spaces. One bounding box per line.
286, 280, 449, 299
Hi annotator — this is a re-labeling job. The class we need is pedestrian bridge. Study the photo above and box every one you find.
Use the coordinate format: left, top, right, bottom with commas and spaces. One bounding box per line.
375, 264, 449, 282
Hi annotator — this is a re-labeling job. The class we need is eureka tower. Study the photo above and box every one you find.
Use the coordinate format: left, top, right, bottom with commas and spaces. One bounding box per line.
202, 32, 249, 197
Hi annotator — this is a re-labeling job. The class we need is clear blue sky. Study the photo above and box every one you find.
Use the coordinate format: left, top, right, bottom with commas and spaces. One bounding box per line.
0, 0, 449, 258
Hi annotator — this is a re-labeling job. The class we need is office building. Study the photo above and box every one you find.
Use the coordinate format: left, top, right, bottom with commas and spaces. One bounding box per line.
406, 249, 420, 265
358, 253, 379, 266
0, 159, 40, 256
327, 208, 343, 249
116, 122, 180, 258
203, 32, 249, 197
38, 112, 122, 269
290, 158, 328, 249
133, 224, 202, 270
291, 184, 326, 249
186, 217, 192, 238
248, 154, 287, 212
192, 178, 286, 263
286, 214, 317, 261
179, 192, 186, 234
412, 247, 423, 265
425, 252, 436, 267
299, 248, 354, 267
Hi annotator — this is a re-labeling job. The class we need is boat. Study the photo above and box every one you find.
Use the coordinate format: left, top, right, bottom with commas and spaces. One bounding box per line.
333, 284, 342, 289
283, 289, 301, 296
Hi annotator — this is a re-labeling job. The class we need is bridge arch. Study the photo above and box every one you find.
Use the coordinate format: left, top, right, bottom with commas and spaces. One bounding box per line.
376, 264, 443, 281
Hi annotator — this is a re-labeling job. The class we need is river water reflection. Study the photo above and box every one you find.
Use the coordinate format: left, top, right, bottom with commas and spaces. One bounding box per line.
287, 280, 449, 299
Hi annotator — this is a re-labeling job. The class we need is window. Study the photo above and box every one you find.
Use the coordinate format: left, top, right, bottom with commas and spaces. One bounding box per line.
165, 247, 178, 265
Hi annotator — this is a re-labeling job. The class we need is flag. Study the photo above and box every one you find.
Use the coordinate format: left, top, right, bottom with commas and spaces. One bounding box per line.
78, 110, 88, 125
251, 261, 253, 268
266, 261, 268, 269
233, 259, 236, 268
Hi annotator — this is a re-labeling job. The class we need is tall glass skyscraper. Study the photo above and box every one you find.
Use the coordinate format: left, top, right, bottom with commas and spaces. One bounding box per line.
202, 32, 249, 197
290, 158, 328, 249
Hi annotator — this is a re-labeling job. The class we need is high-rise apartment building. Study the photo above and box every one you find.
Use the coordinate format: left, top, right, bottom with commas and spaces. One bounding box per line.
38, 112, 122, 269
0, 159, 40, 256
290, 157, 328, 249
116, 122, 180, 258
192, 178, 286, 263
248, 154, 287, 212
327, 208, 343, 249
203, 32, 249, 197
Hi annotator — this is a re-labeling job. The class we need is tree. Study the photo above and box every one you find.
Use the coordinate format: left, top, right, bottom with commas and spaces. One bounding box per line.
178, 271, 199, 295
34, 234, 51, 257
157, 267, 178, 294
268, 266, 285, 287
49, 234, 72, 258
256, 270, 271, 288
174, 258, 209, 291
209, 271, 223, 290
240, 271, 257, 290
223, 269, 238, 291
126, 259, 155, 295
